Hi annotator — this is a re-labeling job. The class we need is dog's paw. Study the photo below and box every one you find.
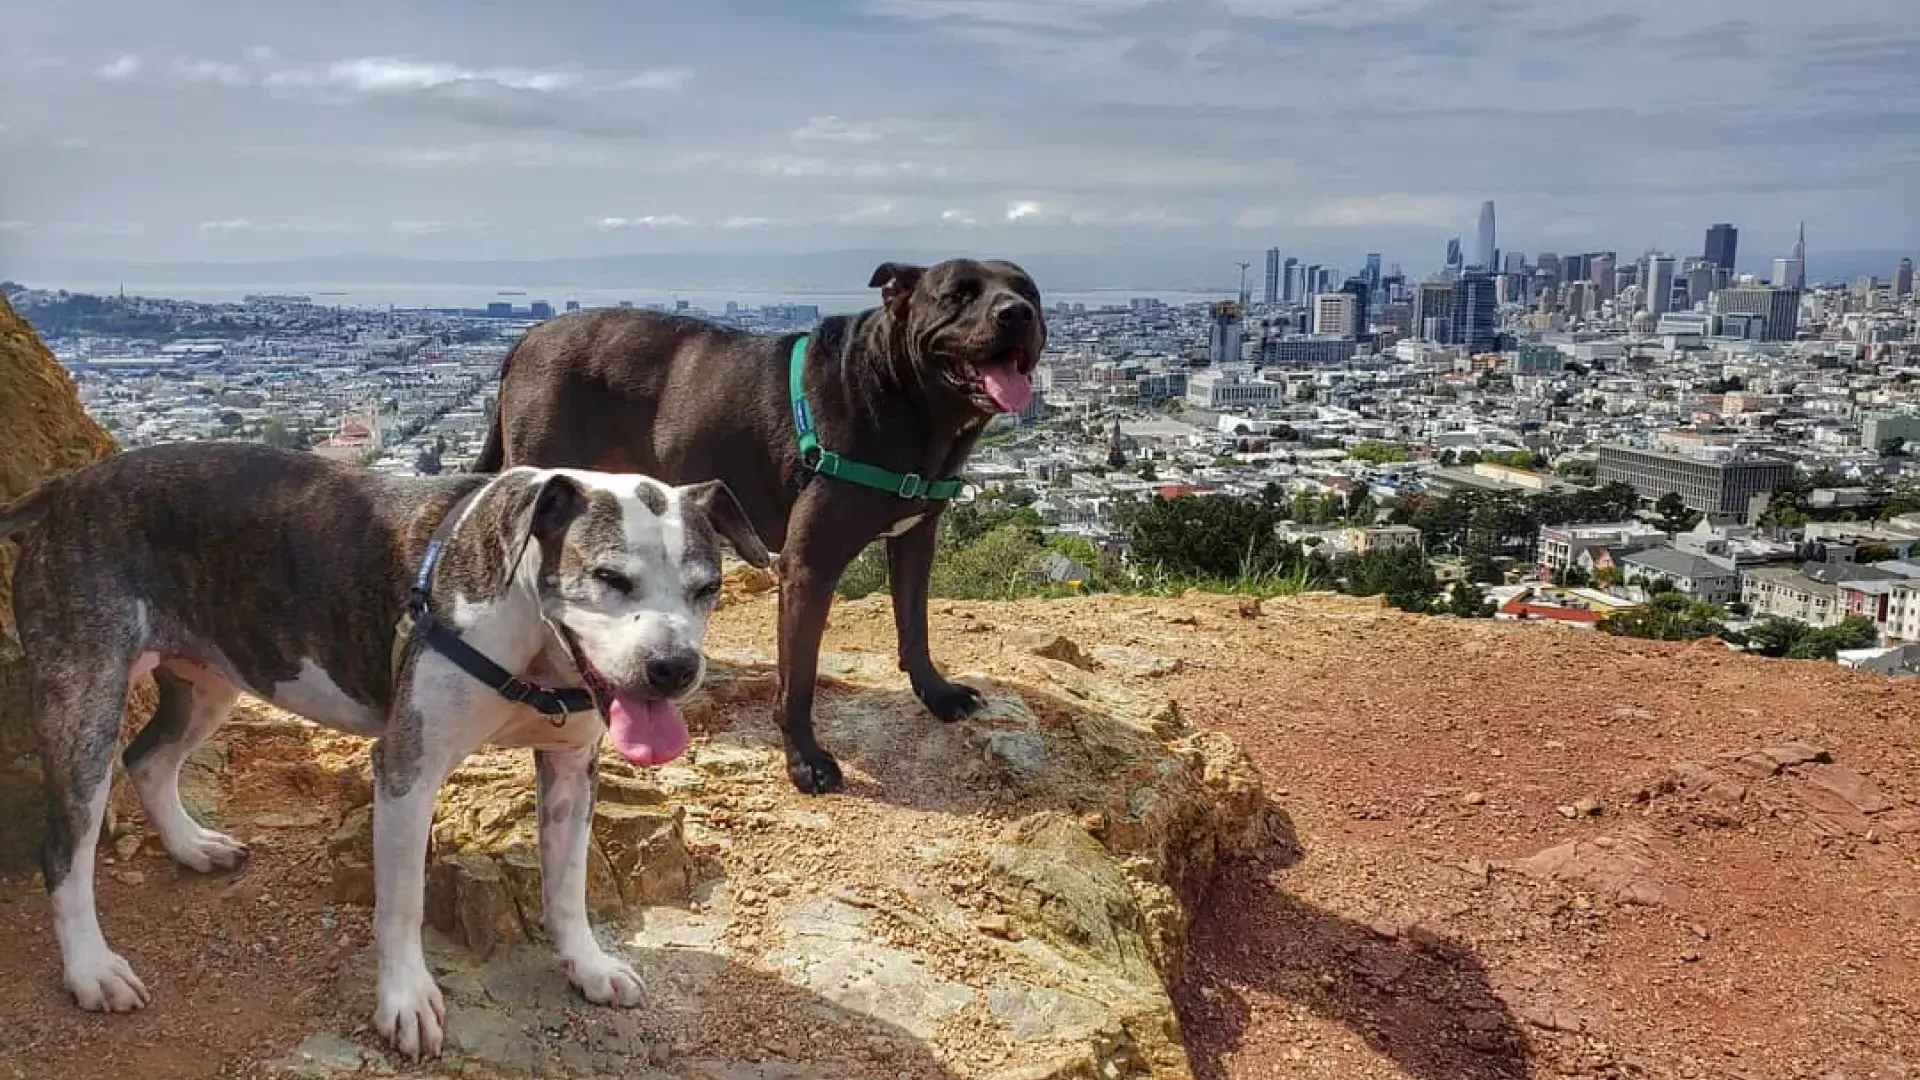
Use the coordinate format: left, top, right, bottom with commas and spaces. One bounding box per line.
786, 749, 844, 795
916, 678, 984, 723
563, 948, 646, 1008
168, 826, 250, 874
65, 948, 150, 1013
375, 965, 446, 1062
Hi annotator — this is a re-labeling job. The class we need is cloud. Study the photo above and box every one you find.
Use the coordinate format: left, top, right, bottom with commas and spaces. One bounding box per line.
940, 208, 979, 226
198, 219, 347, 234
94, 54, 141, 80
1296, 194, 1476, 228
597, 215, 693, 229
0, 220, 30, 233
389, 220, 489, 235
615, 68, 694, 91
719, 216, 777, 230
1005, 200, 1044, 221
174, 58, 252, 87
107, 51, 694, 137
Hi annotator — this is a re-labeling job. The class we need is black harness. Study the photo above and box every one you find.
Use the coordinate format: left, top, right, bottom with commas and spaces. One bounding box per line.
395, 488, 594, 722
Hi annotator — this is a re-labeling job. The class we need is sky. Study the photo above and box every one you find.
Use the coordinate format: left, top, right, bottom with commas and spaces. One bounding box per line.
1, 0, 1916, 280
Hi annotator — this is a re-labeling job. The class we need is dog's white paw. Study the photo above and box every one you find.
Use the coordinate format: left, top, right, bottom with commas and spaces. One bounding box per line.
563, 947, 645, 1008
65, 948, 150, 1013
167, 826, 249, 873
375, 964, 446, 1061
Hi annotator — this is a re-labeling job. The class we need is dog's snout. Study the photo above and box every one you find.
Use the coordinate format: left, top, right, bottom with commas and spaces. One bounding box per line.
645, 652, 701, 696
994, 299, 1034, 332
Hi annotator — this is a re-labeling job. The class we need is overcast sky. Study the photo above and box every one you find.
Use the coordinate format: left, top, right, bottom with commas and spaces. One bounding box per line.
2, 0, 1916, 274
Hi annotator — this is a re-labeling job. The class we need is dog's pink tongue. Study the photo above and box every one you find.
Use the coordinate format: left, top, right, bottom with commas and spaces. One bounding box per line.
605, 695, 690, 766
977, 362, 1033, 414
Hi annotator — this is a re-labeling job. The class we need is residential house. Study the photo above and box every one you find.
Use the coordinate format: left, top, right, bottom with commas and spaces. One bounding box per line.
1617, 546, 1742, 607
1538, 522, 1669, 576
1742, 566, 1842, 627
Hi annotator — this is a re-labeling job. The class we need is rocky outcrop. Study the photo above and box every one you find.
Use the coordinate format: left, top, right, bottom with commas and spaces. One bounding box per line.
294, 641, 1269, 1079
0, 295, 141, 872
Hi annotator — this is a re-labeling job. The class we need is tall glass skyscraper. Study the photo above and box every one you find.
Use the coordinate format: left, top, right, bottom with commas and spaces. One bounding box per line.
1704, 224, 1738, 271
1475, 201, 1497, 270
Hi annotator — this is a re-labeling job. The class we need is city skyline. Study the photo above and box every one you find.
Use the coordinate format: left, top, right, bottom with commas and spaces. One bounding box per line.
3, 0, 1917, 273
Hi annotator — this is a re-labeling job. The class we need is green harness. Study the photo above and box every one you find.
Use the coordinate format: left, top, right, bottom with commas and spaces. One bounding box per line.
788, 333, 964, 500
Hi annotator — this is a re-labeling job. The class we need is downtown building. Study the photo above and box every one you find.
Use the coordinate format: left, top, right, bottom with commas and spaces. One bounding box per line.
1709, 285, 1801, 342
1596, 440, 1795, 520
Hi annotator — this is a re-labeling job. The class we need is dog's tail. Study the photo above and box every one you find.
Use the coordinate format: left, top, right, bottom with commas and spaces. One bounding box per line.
0, 485, 53, 538
471, 339, 518, 474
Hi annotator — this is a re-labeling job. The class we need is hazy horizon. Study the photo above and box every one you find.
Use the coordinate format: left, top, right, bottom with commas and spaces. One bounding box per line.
3, 0, 1916, 279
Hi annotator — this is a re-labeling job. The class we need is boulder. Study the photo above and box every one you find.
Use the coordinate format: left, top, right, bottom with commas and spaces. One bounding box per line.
0, 294, 151, 873
299, 645, 1267, 1078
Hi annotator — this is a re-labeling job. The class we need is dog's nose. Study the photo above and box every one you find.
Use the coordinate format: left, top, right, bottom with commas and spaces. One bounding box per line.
995, 300, 1034, 332
645, 652, 701, 696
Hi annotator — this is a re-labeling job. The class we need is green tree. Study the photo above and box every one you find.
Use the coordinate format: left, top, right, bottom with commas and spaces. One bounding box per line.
1137, 461, 1159, 482
259, 416, 296, 450
1654, 492, 1699, 534
1783, 616, 1879, 660
1348, 441, 1412, 465
1128, 495, 1287, 580
930, 523, 1047, 599
1597, 592, 1727, 641
836, 543, 889, 599
1853, 543, 1897, 564
1447, 581, 1494, 618
1335, 546, 1440, 613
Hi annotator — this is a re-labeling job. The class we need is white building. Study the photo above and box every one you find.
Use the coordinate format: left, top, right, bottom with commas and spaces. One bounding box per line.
1313, 293, 1358, 338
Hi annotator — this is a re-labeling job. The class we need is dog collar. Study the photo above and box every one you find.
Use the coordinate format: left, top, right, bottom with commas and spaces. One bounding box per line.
788, 333, 965, 501
399, 488, 595, 721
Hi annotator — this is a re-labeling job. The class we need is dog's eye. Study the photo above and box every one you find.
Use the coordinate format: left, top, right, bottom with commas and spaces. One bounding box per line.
693, 580, 721, 604
951, 282, 980, 305
593, 568, 635, 595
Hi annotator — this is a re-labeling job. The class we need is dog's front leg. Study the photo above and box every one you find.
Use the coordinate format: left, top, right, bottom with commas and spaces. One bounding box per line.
887, 510, 983, 722
369, 696, 489, 1062
536, 742, 643, 1006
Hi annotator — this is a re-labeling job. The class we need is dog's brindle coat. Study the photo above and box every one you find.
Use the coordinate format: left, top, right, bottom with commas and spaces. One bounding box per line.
0, 441, 767, 1061
477, 259, 1046, 794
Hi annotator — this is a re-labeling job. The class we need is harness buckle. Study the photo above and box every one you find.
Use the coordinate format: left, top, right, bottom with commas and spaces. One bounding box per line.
897, 472, 924, 498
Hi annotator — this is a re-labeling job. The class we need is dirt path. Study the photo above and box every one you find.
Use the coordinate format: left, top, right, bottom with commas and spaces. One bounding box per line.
3, 590, 1917, 1079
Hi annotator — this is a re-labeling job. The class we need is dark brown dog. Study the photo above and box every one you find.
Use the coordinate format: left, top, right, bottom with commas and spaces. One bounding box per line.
475, 259, 1046, 794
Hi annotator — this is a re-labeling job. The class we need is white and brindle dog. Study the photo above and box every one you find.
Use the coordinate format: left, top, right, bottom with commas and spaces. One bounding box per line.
0, 441, 769, 1060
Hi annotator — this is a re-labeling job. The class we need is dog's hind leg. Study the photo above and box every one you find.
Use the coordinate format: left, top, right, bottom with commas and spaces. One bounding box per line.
537, 743, 643, 1007
123, 662, 246, 873
34, 647, 150, 1013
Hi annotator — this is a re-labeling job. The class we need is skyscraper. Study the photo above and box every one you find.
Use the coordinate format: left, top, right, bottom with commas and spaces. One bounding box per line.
1711, 286, 1800, 341
1591, 253, 1617, 301
1414, 281, 1455, 343
1646, 255, 1676, 317
1313, 293, 1358, 337
1282, 256, 1300, 304
1476, 201, 1496, 271
1208, 301, 1244, 366
1704, 224, 1738, 272
1339, 277, 1370, 340
1264, 247, 1281, 305
1894, 257, 1912, 299
1451, 271, 1499, 352
1303, 264, 1323, 299
1445, 237, 1462, 270
1364, 253, 1382, 292
1772, 256, 1804, 290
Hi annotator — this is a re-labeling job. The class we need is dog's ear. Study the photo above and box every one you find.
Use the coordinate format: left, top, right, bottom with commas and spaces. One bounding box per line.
682, 479, 771, 569
503, 471, 586, 577
867, 261, 924, 318
530, 473, 586, 547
